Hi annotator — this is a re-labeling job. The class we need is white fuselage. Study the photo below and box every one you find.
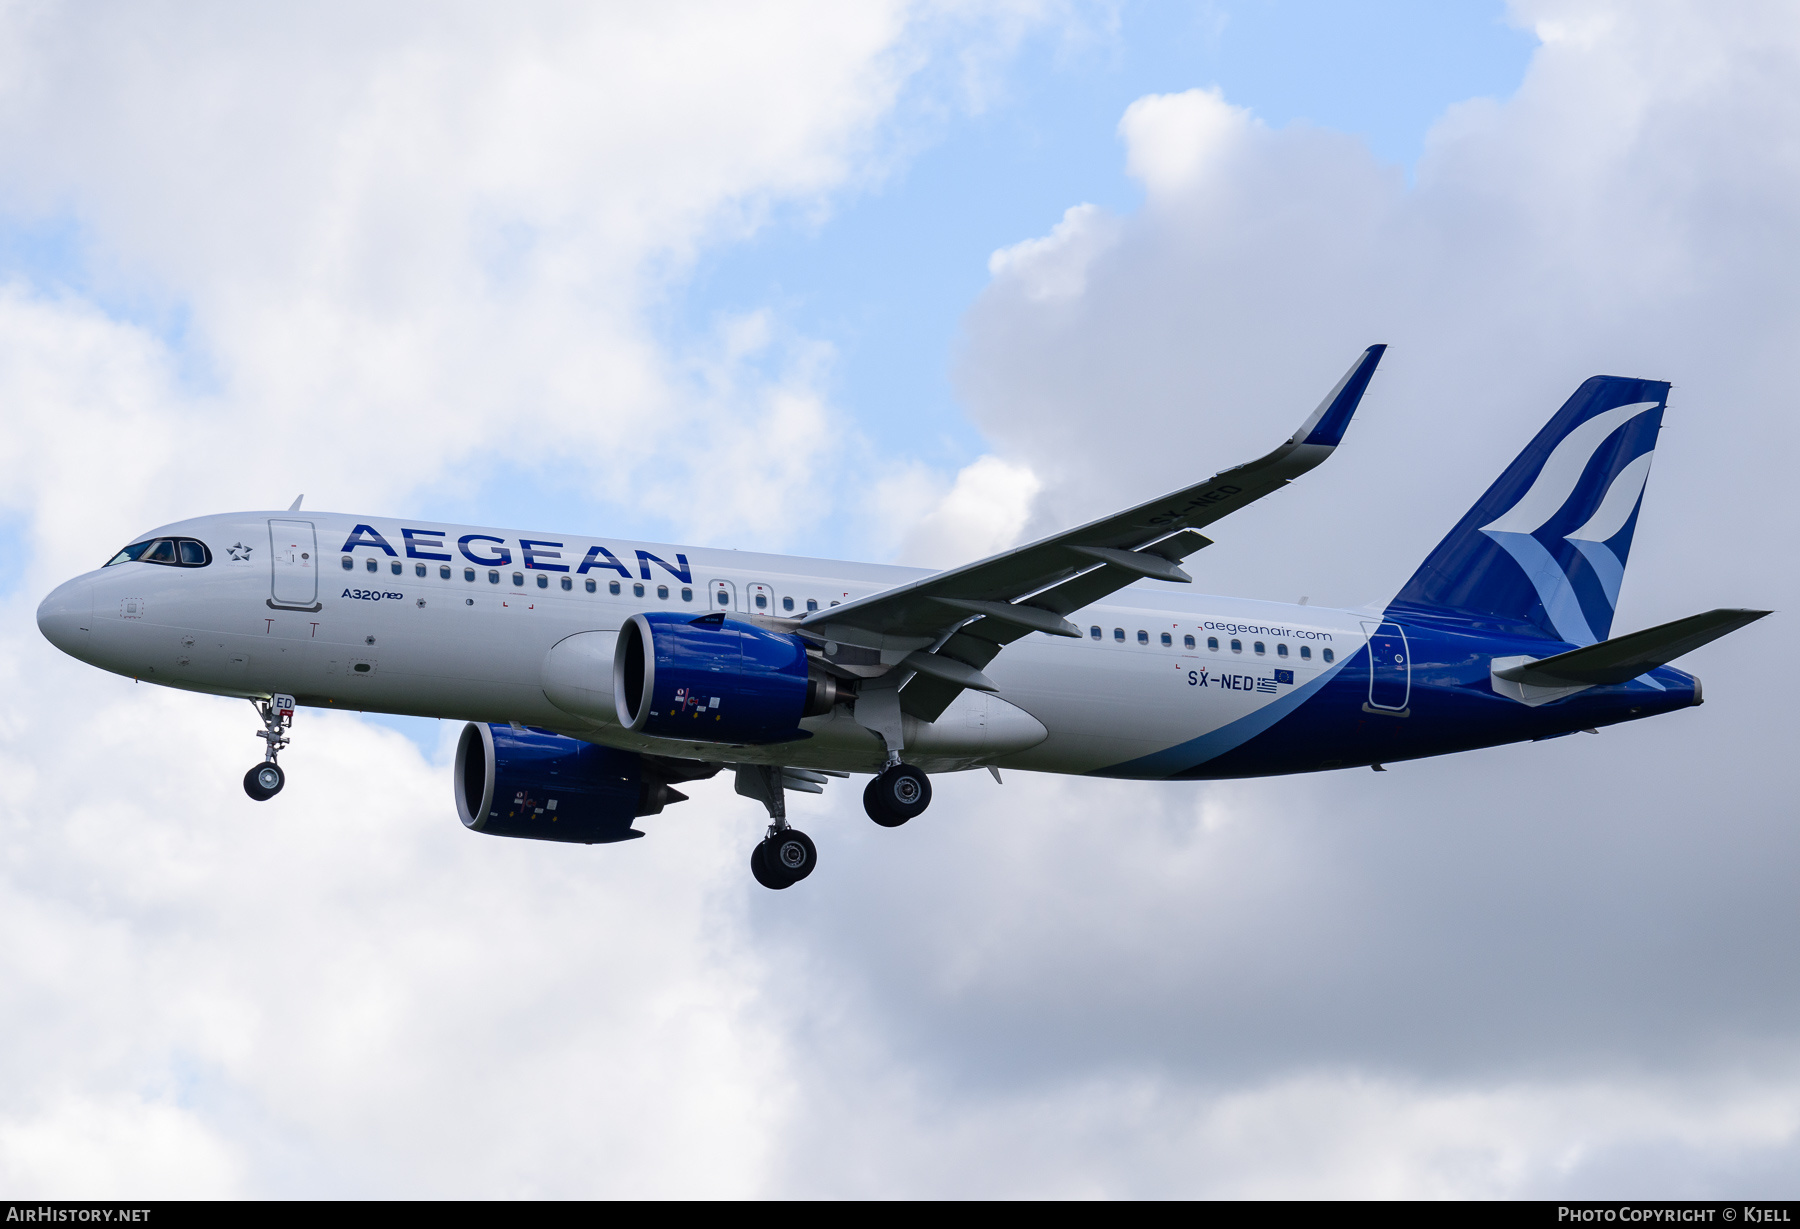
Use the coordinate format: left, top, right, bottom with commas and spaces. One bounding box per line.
41, 511, 1373, 778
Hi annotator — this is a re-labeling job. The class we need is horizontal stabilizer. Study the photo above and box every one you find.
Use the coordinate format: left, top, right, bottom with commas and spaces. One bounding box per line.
1494, 608, 1771, 686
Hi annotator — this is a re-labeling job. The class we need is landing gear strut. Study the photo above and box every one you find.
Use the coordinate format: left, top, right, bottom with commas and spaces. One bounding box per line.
738, 764, 817, 890
864, 760, 931, 827
244, 693, 294, 801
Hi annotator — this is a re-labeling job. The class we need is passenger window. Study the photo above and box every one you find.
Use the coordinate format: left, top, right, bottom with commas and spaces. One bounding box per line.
1230, 639, 1242, 653
633, 582, 645, 598
1090, 626, 1101, 640
1137, 630, 1149, 645
806, 599, 818, 612
178, 540, 208, 566
1277, 643, 1288, 657
342, 557, 354, 570
560, 576, 572, 591
1300, 645, 1311, 660
610, 581, 622, 595
1161, 632, 1172, 646
1113, 628, 1125, 642
755, 593, 767, 609
511, 572, 523, 586
782, 596, 794, 612
1323, 648, 1335, 663
1207, 637, 1219, 651
464, 567, 475, 582
717, 590, 730, 606
364, 557, 378, 573
440, 565, 451, 579
1184, 635, 1195, 649
488, 570, 500, 584
390, 561, 402, 575
1254, 641, 1265, 655
585, 579, 596, 593
830, 601, 840, 607
681, 587, 693, 602
537, 574, 549, 589
415, 563, 426, 577
657, 585, 669, 600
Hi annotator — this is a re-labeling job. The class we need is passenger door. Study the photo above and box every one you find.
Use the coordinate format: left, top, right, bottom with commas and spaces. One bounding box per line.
746, 582, 774, 616
268, 519, 320, 610
710, 579, 737, 612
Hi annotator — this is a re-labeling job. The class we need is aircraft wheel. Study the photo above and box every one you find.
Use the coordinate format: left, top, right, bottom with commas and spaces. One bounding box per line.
864, 778, 906, 827
244, 762, 285, 801
750, 840, 788, 889
865, 763, 930, 826
766, 828, 817, 883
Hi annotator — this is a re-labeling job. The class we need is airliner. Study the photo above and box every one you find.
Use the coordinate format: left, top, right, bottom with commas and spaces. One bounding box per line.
35, 346, 1769, 889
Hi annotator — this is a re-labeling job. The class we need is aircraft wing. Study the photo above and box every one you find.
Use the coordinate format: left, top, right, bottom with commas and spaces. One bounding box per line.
801, 345, 1387, 720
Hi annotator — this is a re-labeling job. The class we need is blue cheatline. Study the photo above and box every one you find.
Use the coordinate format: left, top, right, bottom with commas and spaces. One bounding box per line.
1092, 654, 1353, 779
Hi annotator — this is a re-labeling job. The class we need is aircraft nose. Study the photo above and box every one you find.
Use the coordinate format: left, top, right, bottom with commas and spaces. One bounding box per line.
36, 578, 94, 659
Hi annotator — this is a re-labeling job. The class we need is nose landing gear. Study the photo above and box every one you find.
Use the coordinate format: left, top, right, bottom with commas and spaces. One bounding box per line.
244, 693, 294, 801
864, 761, 931, 827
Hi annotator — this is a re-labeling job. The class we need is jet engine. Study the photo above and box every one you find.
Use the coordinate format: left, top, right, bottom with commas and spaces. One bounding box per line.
455, 722, 698, 844
613, 611, 836, 745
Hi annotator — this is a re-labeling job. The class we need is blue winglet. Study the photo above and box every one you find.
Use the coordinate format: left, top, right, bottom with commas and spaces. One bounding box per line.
1300, 344, 1386, 448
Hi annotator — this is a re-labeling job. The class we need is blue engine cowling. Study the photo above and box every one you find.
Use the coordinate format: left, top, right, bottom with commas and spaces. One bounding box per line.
456, 722, 648, 844
613, 611, 832, 744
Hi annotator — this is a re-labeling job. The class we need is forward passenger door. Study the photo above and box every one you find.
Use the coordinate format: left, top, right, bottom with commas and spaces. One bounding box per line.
268, 519, 320, 611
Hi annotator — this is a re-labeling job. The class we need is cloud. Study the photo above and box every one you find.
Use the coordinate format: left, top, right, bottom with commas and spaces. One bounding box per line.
0, 1, 967, 557
894, 453, 1042, 566
1118, 86, 1256, 198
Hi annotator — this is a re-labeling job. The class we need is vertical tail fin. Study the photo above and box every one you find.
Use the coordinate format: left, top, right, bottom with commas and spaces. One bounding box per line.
1389, 376, 1670, 644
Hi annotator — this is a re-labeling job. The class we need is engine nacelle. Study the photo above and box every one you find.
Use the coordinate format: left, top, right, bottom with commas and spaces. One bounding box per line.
613, 611, 834, 745
455, 722, 648, 844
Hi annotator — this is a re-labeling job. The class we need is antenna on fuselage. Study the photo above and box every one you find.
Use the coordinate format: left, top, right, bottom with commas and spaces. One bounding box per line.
288, 495, 304, 511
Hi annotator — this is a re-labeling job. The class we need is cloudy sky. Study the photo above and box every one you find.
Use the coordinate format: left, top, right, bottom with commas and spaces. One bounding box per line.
2, 0, 1796, 1198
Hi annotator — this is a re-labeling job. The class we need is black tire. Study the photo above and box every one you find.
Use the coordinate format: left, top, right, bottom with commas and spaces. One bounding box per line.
244, 762, 285, 801
866, 763, 930, 826
766, 829, 817, 883
864, 777, 907, 827
750, 839, 792, 890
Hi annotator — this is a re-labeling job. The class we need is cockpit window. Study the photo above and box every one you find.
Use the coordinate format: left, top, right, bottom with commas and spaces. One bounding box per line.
104, 537, 212, 568
105, 541, 153, 567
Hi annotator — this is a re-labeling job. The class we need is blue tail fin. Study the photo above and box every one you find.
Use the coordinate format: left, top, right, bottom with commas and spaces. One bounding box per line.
1389, 376, 1669, 644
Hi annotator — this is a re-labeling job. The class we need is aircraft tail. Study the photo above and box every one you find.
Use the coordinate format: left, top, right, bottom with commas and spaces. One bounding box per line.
1389, 375, 1670, 643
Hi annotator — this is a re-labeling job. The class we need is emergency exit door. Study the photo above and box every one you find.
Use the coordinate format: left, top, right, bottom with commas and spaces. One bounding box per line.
268, 518, 320, 610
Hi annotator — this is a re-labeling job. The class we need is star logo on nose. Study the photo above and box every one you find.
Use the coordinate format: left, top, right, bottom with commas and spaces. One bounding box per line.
227, 542, 253, 561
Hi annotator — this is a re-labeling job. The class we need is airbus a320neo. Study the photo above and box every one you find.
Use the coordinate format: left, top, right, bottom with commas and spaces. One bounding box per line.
37, 347, 1768, 888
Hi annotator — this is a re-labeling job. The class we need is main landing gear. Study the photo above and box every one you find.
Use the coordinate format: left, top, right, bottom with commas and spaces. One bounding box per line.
737, 758, 933, 888
244, 693, 294, 801
863, 761, 931, 827
739, 764, 818, 890
752, 828, 817, 891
